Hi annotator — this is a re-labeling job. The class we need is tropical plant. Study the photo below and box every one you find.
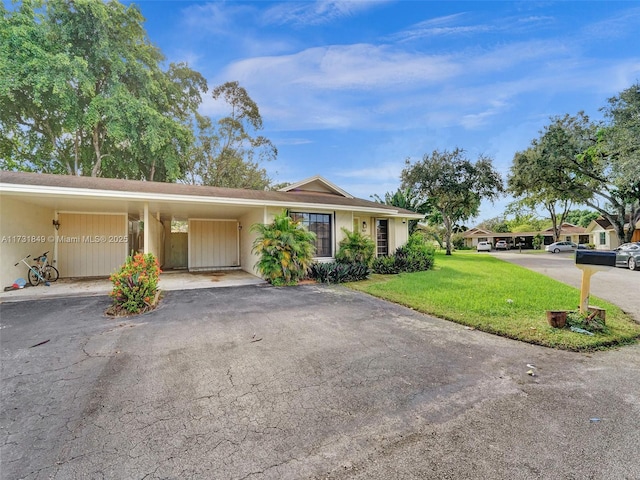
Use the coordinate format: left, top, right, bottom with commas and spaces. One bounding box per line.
372, 187, 430, 234
109, 253, 161, 315
251, 210, 316, 286
309, 262, 369, 284
372, 233, 435, 274
533, 234, 545, 250
335, 228, 375, 266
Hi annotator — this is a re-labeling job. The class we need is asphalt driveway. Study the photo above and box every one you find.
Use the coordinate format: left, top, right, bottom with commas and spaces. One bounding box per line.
491, 251, 640, 322
1, 284, 639, 479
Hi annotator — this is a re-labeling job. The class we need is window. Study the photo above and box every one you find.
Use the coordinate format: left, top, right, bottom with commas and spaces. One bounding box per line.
599, 232, 606, 245
291, 212, 332, 257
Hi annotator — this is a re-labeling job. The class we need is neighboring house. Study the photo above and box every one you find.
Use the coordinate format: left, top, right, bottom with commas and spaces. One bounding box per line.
585, 216, 640, 250
0, 171, 422, 288
585, 218, 619, 250
463, 223, 588, 249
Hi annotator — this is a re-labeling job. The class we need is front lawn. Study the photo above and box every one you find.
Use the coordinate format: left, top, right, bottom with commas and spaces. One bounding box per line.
349, 251, 640, 351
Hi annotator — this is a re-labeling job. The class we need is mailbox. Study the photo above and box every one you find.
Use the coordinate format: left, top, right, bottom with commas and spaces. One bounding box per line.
575, 250, 616, 267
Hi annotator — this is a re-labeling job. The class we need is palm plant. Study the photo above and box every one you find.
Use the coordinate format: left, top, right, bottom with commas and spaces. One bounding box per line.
335, 227, 375, 265
251, 210, 316, 286
372, 187, 430, 234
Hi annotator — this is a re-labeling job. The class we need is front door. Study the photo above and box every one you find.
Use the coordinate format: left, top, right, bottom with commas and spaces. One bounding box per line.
376, 219, 388, 256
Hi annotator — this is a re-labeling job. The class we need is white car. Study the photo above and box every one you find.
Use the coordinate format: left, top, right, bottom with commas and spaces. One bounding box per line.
495, 240, 509, 250
545, 241, 578, 253
476, 241, 492, 252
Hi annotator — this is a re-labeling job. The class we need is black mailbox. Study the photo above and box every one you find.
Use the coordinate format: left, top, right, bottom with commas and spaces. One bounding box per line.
575, 250, 616, 267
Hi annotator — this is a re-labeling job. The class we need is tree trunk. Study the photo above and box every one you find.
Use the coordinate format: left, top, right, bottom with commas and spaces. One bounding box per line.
443, 215, 453, 255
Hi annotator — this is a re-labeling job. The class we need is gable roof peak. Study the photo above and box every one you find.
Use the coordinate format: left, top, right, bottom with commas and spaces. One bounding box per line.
278, 175, 354, 198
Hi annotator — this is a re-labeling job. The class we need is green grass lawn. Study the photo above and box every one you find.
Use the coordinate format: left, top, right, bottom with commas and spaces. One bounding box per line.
349, 251, 640, 351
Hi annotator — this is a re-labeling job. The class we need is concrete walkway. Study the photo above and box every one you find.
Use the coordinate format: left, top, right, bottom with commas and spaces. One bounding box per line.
0, 269, 264, 303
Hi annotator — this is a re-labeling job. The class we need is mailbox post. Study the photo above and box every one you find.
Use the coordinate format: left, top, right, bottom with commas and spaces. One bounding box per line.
575, 250, 616, 314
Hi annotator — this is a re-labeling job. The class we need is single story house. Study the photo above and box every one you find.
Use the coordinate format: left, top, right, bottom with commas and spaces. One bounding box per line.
463, 223, 589, 249
585, 216, 640, 250
0, 171, 422, 288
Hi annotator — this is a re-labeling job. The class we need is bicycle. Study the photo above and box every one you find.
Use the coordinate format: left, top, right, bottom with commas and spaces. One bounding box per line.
14, 251, 59, 286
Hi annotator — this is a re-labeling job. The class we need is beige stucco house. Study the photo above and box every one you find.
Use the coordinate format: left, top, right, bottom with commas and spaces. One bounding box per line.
0, 171, 422, 288
585, 216, 640, 250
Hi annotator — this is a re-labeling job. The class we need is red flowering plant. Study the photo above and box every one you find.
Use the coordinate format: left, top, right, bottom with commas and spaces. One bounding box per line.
108, 253, 162, 315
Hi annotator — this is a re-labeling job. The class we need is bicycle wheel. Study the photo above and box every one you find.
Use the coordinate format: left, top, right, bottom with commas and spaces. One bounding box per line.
27, 268, 40, 286
44, 265, 59, 282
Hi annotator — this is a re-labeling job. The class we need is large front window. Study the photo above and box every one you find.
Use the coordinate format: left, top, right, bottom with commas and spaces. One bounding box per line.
291, 212, 332, 257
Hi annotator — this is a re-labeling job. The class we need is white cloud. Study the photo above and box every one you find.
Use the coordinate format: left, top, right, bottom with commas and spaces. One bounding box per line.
263, 0, 391, 26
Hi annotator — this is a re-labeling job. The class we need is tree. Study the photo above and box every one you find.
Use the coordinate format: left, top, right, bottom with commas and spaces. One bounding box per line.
510, 89, 639, 245
477, 216, 511, 233
507, 142, 574, 242
371, 187, 430, 234
401, 148, 503, 255
0, 0, 206, 181
182, 81, 277, 189
565, 209, 600, 228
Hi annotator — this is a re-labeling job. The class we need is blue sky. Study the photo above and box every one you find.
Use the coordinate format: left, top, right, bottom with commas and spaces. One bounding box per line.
135, 0, 639, 223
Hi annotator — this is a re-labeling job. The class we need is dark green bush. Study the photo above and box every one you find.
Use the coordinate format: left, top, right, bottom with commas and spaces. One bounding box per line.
371, 255, 400, 274
309, 262, 370, 284
372, 234, 435, 274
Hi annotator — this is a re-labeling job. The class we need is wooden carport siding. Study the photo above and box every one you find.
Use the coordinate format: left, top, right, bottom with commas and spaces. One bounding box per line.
188, 219, 240, 270
56, 213, 128, 277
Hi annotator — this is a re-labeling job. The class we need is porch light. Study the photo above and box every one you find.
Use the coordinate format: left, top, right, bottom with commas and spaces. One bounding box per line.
362, 221, 367, 232
52, 219, 61, 230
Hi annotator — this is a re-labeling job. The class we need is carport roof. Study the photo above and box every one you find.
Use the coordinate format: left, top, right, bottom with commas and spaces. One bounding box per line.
0, 170, 423, 218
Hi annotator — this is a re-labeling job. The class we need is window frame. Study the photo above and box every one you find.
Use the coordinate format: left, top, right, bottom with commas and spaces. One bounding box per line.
290, 211, 333, 258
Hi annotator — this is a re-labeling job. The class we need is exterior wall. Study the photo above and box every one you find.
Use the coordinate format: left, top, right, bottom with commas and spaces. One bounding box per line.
239, 208, 265, 276
57, 213, 128, 277
0, 196, 55, 288
188, 219, 239, 270
389, 218, 408, 252
334, 211, 353, 251
590, 226, 618, 250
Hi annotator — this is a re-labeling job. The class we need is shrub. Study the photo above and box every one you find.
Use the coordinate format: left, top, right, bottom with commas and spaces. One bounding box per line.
372, 255, 400, 274
372, 234, 435, 274
109, 252, 161, 315
309, 262, 370, 284
251, 210, 316, 286
335, 228, 375, 266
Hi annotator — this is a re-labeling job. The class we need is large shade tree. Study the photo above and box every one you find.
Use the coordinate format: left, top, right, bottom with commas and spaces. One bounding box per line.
509, 84, 640, 245
401, 148, 503, 255
182, 81, 277, 189
0, 0, 207, 181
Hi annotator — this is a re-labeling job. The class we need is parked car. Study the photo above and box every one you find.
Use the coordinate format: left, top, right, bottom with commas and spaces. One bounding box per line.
614, 242, 640, 270
545, 241, 578, 253
476, 241, 492, 252
495, 240, 509, 250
